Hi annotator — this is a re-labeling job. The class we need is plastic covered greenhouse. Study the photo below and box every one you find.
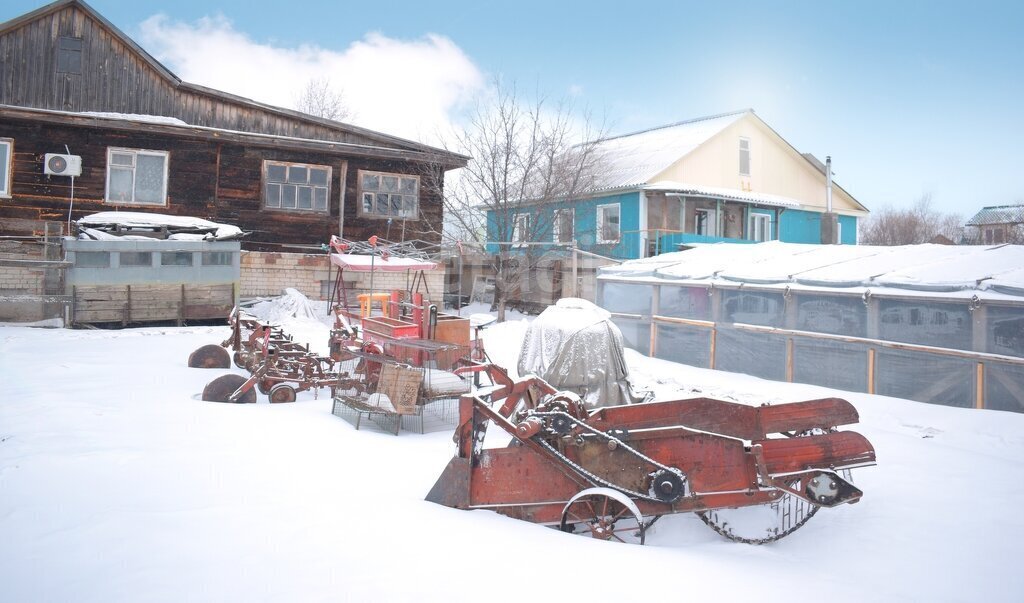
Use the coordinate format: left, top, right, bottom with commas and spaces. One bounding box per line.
596, 242, 1024, 413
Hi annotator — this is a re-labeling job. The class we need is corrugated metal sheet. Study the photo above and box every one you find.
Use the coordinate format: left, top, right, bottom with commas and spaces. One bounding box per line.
966, 204, 1024, 226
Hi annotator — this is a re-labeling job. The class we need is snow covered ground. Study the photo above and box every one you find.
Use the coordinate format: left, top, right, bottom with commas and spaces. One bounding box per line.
2, 304, 1023, 602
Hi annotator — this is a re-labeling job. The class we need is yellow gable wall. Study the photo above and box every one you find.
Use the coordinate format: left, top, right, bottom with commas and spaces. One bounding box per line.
652, 113, 866, 214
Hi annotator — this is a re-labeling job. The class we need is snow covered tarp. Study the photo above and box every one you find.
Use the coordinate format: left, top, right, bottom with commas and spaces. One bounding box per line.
76, 212, 245, 241
518, 298, 643, 408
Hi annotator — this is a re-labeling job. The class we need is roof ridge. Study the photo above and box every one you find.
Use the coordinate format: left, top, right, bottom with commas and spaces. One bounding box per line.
595, 108, 752, 143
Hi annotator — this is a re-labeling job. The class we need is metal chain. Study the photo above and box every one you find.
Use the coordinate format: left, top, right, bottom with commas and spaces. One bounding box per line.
529, 411, 686, 504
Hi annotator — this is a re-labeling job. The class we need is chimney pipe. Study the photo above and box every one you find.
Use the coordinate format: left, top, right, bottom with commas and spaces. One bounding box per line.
825, 155, 833, 213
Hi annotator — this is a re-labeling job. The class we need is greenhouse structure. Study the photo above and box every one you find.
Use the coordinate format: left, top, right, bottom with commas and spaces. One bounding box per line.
596, 242, 1024, 413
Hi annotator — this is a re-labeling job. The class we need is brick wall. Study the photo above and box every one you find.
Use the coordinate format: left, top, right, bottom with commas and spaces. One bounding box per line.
240, 251, 445, 304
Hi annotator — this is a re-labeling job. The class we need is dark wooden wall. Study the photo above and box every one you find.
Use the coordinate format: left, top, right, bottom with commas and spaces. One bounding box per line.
0, 120, 444, 250
0, 5, 414, 149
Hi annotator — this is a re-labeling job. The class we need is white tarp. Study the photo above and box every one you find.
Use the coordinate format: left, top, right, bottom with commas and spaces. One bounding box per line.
517, 298, 641, 408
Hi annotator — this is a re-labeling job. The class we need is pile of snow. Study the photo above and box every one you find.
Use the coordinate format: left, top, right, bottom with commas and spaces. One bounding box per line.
243, 288, 335, 355
76, 212, 244, 241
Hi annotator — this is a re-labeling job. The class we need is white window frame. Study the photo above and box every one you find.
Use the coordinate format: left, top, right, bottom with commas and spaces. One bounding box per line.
553, 208, 575, 243
105, 147, 169, 206
748, 212, 771, 242
357, 169, 419, 220
596, 203, 621, 244
739, 137, 751, 177
0, 138, 12, 198
512, 213, 531, 246
263, 160, 331, 213
695, 208, 717, 237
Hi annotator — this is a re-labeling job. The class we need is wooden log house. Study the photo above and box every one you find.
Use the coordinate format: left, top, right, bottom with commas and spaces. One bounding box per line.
0, 0, 468, 250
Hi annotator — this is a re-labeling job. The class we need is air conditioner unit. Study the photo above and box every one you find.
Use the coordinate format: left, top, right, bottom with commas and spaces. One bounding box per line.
44, 153, 82, 177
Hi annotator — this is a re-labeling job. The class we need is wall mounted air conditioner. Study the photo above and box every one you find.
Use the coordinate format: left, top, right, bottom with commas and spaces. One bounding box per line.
44, 153, 82, 177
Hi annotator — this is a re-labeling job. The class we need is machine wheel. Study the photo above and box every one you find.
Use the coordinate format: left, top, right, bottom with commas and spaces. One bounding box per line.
559, 487, 646, 545
256, 379, 274, 395
188, 344, 231, 369
233, 351, 249, 370
202, 374, 256, 404
269, 383, 297, 403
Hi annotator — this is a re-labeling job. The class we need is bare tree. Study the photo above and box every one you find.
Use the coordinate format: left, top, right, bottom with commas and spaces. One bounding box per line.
860, 194, 964, 245
425, 81, 607, 321
294, 77, 352, 122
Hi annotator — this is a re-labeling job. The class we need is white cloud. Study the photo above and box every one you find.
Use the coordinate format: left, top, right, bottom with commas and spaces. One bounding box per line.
138, 14, 485, 144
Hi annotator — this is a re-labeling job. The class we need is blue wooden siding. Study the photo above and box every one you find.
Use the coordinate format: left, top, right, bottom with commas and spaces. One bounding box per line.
838, 214, 858, 244
778, 209, 859, 244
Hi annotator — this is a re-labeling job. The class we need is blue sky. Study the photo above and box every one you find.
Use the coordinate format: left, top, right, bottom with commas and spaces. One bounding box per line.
4, 0, 1022, 217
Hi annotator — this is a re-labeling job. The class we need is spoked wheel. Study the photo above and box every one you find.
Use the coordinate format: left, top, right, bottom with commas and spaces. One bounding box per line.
559, 487, 647, 545
268, 383, 297, 403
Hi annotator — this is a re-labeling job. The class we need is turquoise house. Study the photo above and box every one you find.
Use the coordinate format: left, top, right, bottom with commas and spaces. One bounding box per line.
487, 110, 868, 260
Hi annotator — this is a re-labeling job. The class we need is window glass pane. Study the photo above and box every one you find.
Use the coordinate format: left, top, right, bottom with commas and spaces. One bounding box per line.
795, 294, 866, 337
362, 173, 379, 190
202, 252, 233, 266
362, 192, 374, 213
309, 168, 329, 186
287, 165, 308, 184
381, 176, 399, 193
297, 186, 313, 209
314, 187, 328, 210
402, 195, 415, 213
390, 194, 402, 213
376, 193, 389, 214
265, 183, 281, 207
161, 251, 193, 266
110, 152, 134, 166
134, 154, 166, 204
267, 163, 286, 182
879, 299, 972, 350
0, 142, 9, 193
75, 251, 110, 268
400, 177, 417, 194
721, 290, 784, 327
108, 167, 133, 201
282, 185, 297, 208
988, 306, 1024, 358
119, 251, 152, 266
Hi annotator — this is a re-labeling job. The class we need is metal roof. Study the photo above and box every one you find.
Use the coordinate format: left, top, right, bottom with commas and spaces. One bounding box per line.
966, 204, 1024, 226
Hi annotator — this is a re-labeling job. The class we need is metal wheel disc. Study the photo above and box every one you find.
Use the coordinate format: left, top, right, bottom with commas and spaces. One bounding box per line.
269, 383, 297, 403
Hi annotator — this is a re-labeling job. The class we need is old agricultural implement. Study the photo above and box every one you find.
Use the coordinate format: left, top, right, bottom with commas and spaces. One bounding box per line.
427, 364, 876, 544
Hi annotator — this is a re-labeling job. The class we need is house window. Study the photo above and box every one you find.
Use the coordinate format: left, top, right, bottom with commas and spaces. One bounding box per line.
739, 138, 751, 176
74, 251, 109, 268
0, 138, 11, 198
512, 213, 531, 246
202, 252, 233, 266
106, 148, 168, 206
748, 213, 770, 242
119, 252, 152, 267
695, 208, 717, 236
358, 170, 419, 219
553, 208, 574, 243
161, 252, 193, 267
57, 36, 83, 75
264, 161, 330, 212
597, 204, 620, 243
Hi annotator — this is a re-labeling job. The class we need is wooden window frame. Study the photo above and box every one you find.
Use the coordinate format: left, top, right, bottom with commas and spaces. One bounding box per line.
597, 203, 621, 244
553, 208, 575, 243
104, 147, 169, 207
57, 36, 83, 75
356, 169, 420, 220
739, 137, 751, 177
262, 160, 332, 214
0, 138, 12, 198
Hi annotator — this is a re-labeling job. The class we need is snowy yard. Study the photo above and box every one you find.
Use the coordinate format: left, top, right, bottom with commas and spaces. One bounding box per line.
2, 314, 1023, 602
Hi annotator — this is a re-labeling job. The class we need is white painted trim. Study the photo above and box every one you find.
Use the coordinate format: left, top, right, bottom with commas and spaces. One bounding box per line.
638, 190, 648, 257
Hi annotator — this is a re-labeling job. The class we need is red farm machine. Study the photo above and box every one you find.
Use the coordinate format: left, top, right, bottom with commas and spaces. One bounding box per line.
427, 364, 876, 544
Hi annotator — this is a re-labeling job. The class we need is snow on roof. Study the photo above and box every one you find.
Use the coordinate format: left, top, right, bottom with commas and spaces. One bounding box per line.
588, 111, 747, 191
644, 181, 801, 208
600, 241, 1024, 302
79, 112, 189, 127
965, 204, 1024, 226
76, 211, 244, 241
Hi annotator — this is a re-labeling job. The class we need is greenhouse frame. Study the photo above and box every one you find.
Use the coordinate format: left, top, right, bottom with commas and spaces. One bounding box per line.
596, 242, 1024, 413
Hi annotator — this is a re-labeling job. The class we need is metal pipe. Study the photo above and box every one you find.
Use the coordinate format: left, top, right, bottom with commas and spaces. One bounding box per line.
826, 156, 833, 213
